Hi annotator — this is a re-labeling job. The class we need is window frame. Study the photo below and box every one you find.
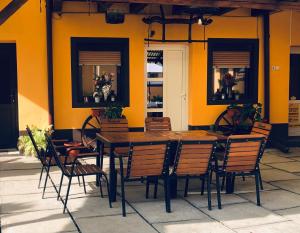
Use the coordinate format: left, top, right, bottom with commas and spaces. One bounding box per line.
207, 38, 259, 105
71, 37, 130, 108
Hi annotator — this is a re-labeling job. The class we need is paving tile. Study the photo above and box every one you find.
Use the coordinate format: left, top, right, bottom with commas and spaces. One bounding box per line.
0, 180, 46, 196
76, 213, 157, 233
1, 209, 76, 233
276, 206, 300, 225
268, 162, 300, 173
235, 221, 300, 233
0, 155, 40, 171
240, 190, 300, 211
259, 164, 273, 170
271, 179, 300, 194
0, 168, 41, 182
67, 195, 134, 219
131, 199, 208, 224
259, 169, 300, 182
201, 202, 284, 229
153, 219, 235, 233
233, 177, 277, 193
1, 193, 62, 214
185, 192, 248, 208
261, 154, 294, 164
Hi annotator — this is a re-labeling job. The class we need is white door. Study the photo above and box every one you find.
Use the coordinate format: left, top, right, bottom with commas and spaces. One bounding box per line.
145, 45, 188, 131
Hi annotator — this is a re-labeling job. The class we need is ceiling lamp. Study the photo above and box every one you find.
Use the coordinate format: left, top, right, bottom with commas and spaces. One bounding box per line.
198, 16, 213, 26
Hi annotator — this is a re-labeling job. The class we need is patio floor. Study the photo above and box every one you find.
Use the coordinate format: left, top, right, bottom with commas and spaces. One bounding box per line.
1, 148, 300, 233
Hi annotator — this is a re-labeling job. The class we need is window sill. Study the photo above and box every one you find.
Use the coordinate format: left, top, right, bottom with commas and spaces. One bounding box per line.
207, 98, 258, 106
72, 101, 129, 108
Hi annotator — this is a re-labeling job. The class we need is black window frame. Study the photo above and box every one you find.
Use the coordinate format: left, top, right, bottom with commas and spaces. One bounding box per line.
207, 38, 259, 105
71, 37, 130, 108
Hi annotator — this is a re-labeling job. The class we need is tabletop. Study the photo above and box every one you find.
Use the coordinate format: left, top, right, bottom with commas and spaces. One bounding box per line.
96, 130, 227, 146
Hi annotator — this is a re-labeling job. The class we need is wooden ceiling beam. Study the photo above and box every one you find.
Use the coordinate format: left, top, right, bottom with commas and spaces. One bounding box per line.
129, 3, 147, 14
0, 0, 28, 26
97, 2, 113, 12
99, 0, 300, 11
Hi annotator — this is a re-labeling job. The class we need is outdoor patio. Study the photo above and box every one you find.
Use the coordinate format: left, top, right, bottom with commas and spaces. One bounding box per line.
1, 148, 300, 233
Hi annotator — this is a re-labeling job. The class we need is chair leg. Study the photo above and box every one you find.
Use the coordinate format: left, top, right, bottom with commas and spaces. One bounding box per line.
207, 174, 212, 211
38, 166, 44, 189
164, 176, 171, 213
242, 175, 246, 181
201, 177, 205, 195
77, 176, 81, 186
57, 173, 64, 201
154, 177, 158, 199
103, 173, 112, 208
120, 176, 126, 217
42, 166, 50, 199
82, 176, 87, 194
258, 169, 264, 190
221, 175, 226, 191
255, 172, 261, 206
99, 177, 104, 198
63, 176, 73, 214
232, 174, 236, 193
146, 177, 150, 199
215, 172, 222, 209
184, 176, 189, 197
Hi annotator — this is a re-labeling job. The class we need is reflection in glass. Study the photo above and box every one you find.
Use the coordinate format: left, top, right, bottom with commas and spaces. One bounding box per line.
147, 81, 163, 108
147, 50, 163, 78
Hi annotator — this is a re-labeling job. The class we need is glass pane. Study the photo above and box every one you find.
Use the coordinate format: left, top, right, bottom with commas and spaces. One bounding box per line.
80, 64, 119, 104
212, 68, 247, 101
147, 50, 163, 78
147, 81, 163, 108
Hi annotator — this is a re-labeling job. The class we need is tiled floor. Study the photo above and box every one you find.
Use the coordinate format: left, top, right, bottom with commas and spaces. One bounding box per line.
1, 148, 300, 233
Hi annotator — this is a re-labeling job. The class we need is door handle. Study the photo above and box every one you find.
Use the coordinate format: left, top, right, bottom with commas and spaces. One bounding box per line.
10, 94, 15, 104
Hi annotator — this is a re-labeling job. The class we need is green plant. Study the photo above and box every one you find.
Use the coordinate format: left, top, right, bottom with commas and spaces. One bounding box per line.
151, 95, 163, 102
104, 103, 124, 119
18, 125, 53, 157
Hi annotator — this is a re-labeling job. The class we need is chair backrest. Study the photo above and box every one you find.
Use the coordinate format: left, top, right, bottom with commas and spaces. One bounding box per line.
125, 141, 170, 178
173, 136, 217, 176
251, 122, 272, 140
100, 118, 129, 133
145, 117, 171, 131
26, 126, 43, 159
222, 134, 265, 173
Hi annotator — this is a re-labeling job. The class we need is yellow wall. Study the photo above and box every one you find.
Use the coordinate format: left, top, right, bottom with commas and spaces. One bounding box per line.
0, 0, 49, 130
53, 12, 265, 129
0, 1, 295, 131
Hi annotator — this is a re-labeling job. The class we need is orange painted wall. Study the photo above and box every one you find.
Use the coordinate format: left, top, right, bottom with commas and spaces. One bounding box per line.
0, 0, 49, 130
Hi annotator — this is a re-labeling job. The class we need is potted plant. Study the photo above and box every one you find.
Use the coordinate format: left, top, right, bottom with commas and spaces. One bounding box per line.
101, 103, 128, 130
18, 125, 53, 157
220, 73, 237, 99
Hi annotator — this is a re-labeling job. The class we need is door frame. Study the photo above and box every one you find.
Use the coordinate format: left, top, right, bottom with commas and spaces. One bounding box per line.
144, 44, 189, 130
0, 43, 19, 149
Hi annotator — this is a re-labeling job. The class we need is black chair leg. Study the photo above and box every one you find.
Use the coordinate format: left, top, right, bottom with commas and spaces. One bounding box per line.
154, 177, 158, 199
99, 177, 104, 198
42, 166, 50, 199
103, 173, 112, 208
77, 176, 81, 186
38, 166, 44, 189
63, 176, 73, 214
146, 178, 150, 199
255, 172, 261, 206
221, 175, 226, 191
258, 169, 264, 190
57, 173, 64, 200
207, 174, 212, 210
201, 177, 205, 195
215, 172, 222, 209
82, 176, 87, 194
120, 176, 126, 217
184, 176, 189, 197
164, 176, 171, 213
232, 174, 236, 193
242, 175, 246, 181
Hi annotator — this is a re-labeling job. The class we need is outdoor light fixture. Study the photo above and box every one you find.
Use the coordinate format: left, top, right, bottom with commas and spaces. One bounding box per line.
105, 11, 125, 24
198, 16, 213, 26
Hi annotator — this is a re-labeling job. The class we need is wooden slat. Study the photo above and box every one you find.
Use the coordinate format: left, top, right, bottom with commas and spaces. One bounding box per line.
181, 148, 212, 154
180, 153, 211, 159
228, 151, 259, 157
230, 146, 261, 152
179, 158, 209, 164
228, 156, 257, 162
101, 127, 129, 132
227, 160, 256, 166
176, 167, 207, 175
230, 142, 261, 148
133, 145, 166, 151
132, 160, 164, 167
145, 117, 171, 131
226, 165, 255, 172
131, 154, 165, 161
131, 168, 162, 177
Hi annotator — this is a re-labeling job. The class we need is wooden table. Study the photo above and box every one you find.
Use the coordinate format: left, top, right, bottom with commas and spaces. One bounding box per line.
96, 130, 227, 202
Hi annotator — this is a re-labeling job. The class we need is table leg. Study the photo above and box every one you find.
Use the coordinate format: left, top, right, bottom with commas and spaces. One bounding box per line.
96, 140, 102, 187
109, 146, 117, 202
225, 173, 235, 194
169, 174, 178, 199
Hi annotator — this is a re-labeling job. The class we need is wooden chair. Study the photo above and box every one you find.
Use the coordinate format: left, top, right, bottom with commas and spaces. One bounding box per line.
26, 126, 84, 198
250, 122, 272, 189
171, 136, 217, 210
45, 134, 111, 213
215, 135, 266, 208
145, 117, 172, 131
116, 141, 171, 217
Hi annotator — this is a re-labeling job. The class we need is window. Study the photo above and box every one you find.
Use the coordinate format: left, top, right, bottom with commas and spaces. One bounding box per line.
207, 39, 259, 105
71, 37, 129, 108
